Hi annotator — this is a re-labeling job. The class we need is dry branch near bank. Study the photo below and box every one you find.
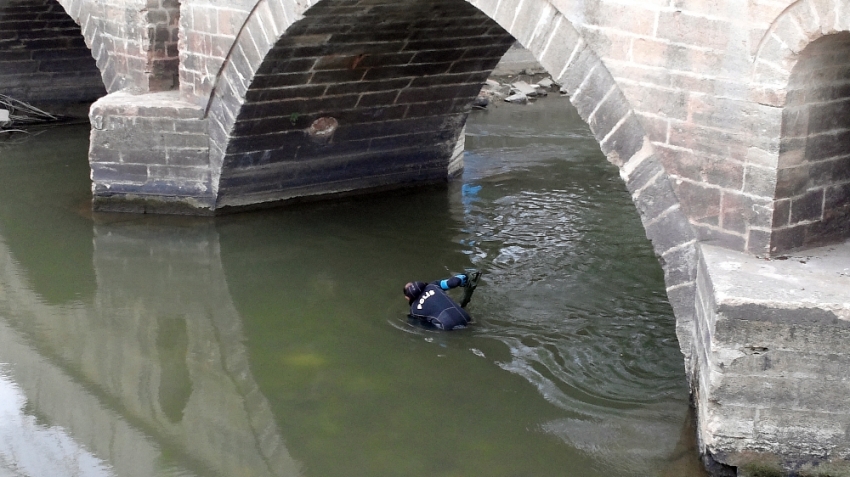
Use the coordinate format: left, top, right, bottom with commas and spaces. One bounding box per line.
0, 95, 62, 132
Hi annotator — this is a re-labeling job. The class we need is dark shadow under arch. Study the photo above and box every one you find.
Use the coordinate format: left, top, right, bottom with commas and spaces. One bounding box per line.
0, 0, 105, 109
773, 31, 850, 252
215, 0, 515, 208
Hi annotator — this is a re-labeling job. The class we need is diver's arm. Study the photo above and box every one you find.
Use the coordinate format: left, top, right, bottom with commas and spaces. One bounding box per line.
431, 274, 468, 291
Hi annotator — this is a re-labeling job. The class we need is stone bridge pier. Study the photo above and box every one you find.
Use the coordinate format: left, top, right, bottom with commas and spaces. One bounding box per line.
2, 0, 850, 474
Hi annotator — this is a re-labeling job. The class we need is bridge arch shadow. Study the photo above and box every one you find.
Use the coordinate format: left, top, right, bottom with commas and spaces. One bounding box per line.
0, 0, 105, 107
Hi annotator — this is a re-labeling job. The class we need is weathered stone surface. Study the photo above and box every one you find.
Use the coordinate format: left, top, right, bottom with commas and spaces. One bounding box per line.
693, 242, 850, 472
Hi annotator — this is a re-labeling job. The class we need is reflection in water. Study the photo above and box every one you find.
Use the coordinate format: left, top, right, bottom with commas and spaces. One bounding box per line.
0, 96, 708, 477
156, 315, 192, 424
0, 127, 300, 477
0, 367, 112, 477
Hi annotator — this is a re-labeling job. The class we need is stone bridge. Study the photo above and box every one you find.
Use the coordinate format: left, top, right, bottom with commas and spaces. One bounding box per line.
2, 0, 850, 474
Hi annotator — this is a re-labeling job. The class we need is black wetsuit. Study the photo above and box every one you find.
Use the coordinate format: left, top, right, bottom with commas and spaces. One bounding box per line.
408, 278, 471, 330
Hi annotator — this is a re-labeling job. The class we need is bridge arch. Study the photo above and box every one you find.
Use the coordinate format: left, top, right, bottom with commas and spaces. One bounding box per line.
207, 0, 698, 366
207, 0, 696, 298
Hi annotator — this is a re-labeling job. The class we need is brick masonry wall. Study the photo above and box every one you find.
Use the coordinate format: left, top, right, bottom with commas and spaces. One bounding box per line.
47, 0, 182, 93
558, 0, 850, 256
574, 0, 789, 255
177, 0, 257, 104
142, 0, 182, 91
773, 32, 850, 252
0, 0, 104, 104
210, 0, 514, 208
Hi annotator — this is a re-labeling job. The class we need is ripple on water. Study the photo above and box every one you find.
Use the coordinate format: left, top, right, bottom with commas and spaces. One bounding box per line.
461, 98, 699, 476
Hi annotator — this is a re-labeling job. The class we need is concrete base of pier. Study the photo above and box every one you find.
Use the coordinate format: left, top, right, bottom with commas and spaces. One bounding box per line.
691, 241, 850, 476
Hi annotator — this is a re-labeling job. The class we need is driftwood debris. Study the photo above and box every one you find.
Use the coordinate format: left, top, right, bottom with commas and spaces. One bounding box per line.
0, 94, 62, 134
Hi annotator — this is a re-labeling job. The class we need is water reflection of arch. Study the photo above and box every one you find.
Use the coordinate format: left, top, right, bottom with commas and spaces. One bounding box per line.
0, 219, 300, 477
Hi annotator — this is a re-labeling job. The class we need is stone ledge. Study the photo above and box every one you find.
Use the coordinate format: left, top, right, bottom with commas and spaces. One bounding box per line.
702, 241, 850, 322
90, 90, 204, 120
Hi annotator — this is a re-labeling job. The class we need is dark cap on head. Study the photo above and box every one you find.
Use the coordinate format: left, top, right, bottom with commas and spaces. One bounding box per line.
403, 281, 427, 304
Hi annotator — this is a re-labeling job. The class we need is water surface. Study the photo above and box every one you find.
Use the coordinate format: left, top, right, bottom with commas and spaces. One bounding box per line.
0, 96, 707, 477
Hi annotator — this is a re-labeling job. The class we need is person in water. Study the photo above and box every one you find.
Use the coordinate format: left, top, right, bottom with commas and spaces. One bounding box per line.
403, 270, 482, 330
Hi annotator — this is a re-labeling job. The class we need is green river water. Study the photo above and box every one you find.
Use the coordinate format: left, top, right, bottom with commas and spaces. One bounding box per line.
0, 95, 708, 477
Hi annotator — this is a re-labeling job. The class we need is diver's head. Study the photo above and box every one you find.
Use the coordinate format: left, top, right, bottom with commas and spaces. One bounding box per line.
403, 281, 426, 304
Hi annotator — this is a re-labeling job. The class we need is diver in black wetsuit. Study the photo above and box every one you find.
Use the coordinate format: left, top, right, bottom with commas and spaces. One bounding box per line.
403, 270, 481, 330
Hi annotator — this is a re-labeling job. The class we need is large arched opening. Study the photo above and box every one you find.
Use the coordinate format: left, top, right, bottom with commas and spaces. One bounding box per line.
773, 31, 850, 252
204, 0, 705, 474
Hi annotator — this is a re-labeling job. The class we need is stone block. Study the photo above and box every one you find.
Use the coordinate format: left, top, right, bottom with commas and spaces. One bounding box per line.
310, 69, 366, 84
600, 112, 645, 167
706, 157, 746, 191
824, 182, 850, 216
492, 0, 521, 29
656, 11, 731, 51
396, 84, 467, 104
772, 198, 791, 227
166, 148, 209, 167
632, 169, 682, 221
772, 13, 811, 54
742, 163, 777, 197
701, 404, 758, 444
770, 224, 807, 252
225, 130, 303, 154
161, 132, 209, 150
665, 279, 697, 326
237, 94, 346, 119
362, 63, 453, 82
810, 155, 850, 188
661, 242, 699, 288
226, 48, 255, 95
508, 0, 554, 49
352, 90, 398, 108
778, 137, 806, 168
693, 223, 747, 251
538, 22, 582, 81
746, 228, 771, 255
675, 179, 722, 226
808, 0, 841, 33
405, 99, 458, 118
634, 112, 668, 143
790, 188, 824, 224
148, 164, 210, 182
644, 204, 696, 256
722, 190, 773, 234
619, 81, 689, 121
624, 154, 665, 193
91, 163, 149, 183
808, 99, 850, 135
120, 148, 170, 165
244, 84, 327, 103
258, 57, 316, 75
568, 63, 615, 122
320, 78, 408, 95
